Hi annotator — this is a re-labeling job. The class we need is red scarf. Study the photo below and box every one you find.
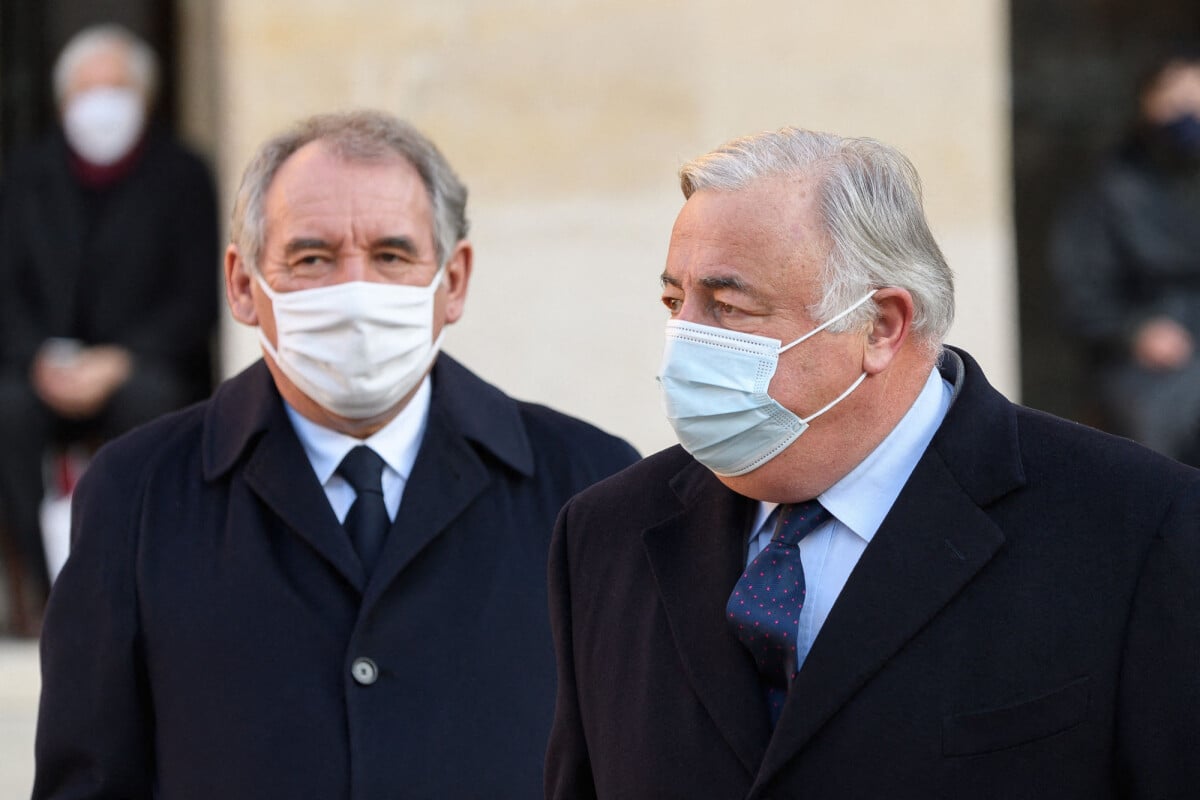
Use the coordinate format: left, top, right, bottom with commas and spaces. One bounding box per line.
67, 134, 147, 190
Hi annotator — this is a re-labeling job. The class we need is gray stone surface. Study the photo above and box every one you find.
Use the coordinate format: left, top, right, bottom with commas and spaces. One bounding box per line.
0, 639, 38, 798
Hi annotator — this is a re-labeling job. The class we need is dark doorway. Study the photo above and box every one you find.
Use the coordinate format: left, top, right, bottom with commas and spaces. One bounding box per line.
1011, 1, 1200, 424
0, 0, 176, 165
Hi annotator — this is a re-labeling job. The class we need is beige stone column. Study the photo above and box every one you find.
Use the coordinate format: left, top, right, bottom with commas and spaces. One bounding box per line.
184, 0, 1015, 455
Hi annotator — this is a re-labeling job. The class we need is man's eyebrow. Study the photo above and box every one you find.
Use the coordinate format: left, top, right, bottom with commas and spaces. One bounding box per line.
282, 236, 424, 258
660, 272, 758, 295
373, 236, 421, 256
699, 275, 751, 293
283, 237, 331, 256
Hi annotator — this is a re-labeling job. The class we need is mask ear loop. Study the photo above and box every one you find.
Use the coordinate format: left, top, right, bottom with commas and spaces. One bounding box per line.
426, 262, 449, 293
798, 371, 868, 424
778, 289, 878, 354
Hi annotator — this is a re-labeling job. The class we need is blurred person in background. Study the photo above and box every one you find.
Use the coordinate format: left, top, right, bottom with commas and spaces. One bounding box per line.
1051, 50, 1200, 467
0, 24, 219, 637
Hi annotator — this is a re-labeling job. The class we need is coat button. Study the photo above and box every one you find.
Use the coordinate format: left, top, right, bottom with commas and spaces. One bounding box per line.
351, 657, 378, 685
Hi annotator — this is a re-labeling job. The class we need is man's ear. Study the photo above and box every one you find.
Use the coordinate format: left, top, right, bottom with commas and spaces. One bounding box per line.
862, 287, 914, 375
440, 240, 473, 325
225, 244, 259, 326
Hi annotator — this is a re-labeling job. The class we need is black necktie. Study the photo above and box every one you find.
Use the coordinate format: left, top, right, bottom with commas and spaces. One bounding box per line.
726, 499, 831, 726
337, 446, 390, 575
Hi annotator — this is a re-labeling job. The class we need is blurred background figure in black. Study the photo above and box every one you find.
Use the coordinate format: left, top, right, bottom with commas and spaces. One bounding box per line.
1050, 49, 1200, 468
0, 24, 219, 637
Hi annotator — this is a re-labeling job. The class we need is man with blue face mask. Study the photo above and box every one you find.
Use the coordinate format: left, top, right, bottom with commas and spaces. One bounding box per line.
546, 127, 1200, 799
34, 110, 638, 800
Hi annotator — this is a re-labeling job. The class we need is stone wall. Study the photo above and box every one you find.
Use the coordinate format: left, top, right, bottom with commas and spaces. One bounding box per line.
186, 0, 1014, 454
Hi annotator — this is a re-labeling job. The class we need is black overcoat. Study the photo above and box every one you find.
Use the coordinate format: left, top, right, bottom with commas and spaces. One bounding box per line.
547, 348, 1200, 799
35, 354, 639, 799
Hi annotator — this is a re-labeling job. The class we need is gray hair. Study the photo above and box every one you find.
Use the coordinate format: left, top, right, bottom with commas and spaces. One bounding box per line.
53, 24, 159, 105
679, 127, 954, 350
230, 110, 470, 272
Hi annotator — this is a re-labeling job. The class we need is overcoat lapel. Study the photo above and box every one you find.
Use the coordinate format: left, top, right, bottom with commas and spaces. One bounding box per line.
642, 461, 771, 777
204, 361, 366, 590
753, 451, 1007, 790
362, 402, 492, 607
202, 355, 531, 605
753, 347, 1025, 792
241, 403, 367, 591
362, 354, 531, 607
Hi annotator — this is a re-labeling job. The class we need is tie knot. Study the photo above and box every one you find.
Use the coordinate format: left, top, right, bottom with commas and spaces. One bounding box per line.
337, 446, 385, 495
772, 499, 830, 546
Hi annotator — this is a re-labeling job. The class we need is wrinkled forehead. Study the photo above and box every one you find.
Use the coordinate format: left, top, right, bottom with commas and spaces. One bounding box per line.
268, 140, 427, 203
263, 143, 435, 243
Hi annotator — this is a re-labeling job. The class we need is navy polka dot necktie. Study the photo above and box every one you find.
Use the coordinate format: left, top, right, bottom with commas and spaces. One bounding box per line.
337, 445, 390, 575
726, 499, 831, 726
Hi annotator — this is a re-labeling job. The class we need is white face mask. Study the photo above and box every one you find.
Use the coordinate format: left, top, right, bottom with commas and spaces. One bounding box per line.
257, 266, 446, 419
657, 290, 876, 477
62, 87, 145, 166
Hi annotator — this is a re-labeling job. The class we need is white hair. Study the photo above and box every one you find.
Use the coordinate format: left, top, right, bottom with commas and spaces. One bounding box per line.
230, 110, 469, 273
679, 127, 955, 350
53, 24, 159, 105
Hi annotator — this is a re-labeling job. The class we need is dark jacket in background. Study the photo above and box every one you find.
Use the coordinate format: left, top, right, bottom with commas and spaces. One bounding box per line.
0, 126, 219, 391
0, 125, 220, 604
1052, 139, 1200, 356
1050, 138, 1200, 462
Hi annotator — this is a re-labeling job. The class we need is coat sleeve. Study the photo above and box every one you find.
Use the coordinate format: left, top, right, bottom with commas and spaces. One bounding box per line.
544, 497, 600, 800
1115, 475, 1200, 799
33, 447, 155, 799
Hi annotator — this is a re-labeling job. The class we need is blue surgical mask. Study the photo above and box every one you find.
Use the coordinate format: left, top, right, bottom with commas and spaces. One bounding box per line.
657, 290, 876, 476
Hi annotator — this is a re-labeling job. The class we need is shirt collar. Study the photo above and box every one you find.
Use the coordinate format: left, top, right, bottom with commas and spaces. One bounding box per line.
284, 375, 433, 486
752, 365, 952, 542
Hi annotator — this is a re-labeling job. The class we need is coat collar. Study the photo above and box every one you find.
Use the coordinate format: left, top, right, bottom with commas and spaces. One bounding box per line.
426, 353, 535, 477
200, 353, 535, 594
201, 353, 534, 483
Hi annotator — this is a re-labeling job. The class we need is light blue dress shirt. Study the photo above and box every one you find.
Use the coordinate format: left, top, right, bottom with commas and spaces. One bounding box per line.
284, 375, 432, 523
745, 366, 953, 670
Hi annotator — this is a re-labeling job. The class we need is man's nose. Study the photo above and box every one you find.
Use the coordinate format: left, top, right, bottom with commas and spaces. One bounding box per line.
338, 254, 370, 282
674, 296, 713, 326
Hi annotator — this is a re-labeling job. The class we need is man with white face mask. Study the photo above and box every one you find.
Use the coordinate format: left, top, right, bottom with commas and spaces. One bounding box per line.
546, 128, 1200, 799
34, 110, 638, 800
0, 24, 218, 636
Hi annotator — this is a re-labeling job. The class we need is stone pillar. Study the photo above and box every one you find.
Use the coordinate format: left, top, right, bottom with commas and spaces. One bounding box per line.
185, 1, 1014, 454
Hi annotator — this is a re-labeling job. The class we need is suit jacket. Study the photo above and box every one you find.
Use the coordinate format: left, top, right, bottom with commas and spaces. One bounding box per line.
546, 347, 1200, 800
34, 354, 639, 800
0, 127, 218, 398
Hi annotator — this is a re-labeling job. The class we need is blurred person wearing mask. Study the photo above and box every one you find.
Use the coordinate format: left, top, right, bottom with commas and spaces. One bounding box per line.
0, 24, 219, 636
33, 110, 638, 800
1051, 50, 1200, 467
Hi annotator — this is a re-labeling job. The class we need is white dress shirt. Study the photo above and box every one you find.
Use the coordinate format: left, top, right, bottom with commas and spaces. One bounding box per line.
284, 376, 432, 523
745, 366, 953, 670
